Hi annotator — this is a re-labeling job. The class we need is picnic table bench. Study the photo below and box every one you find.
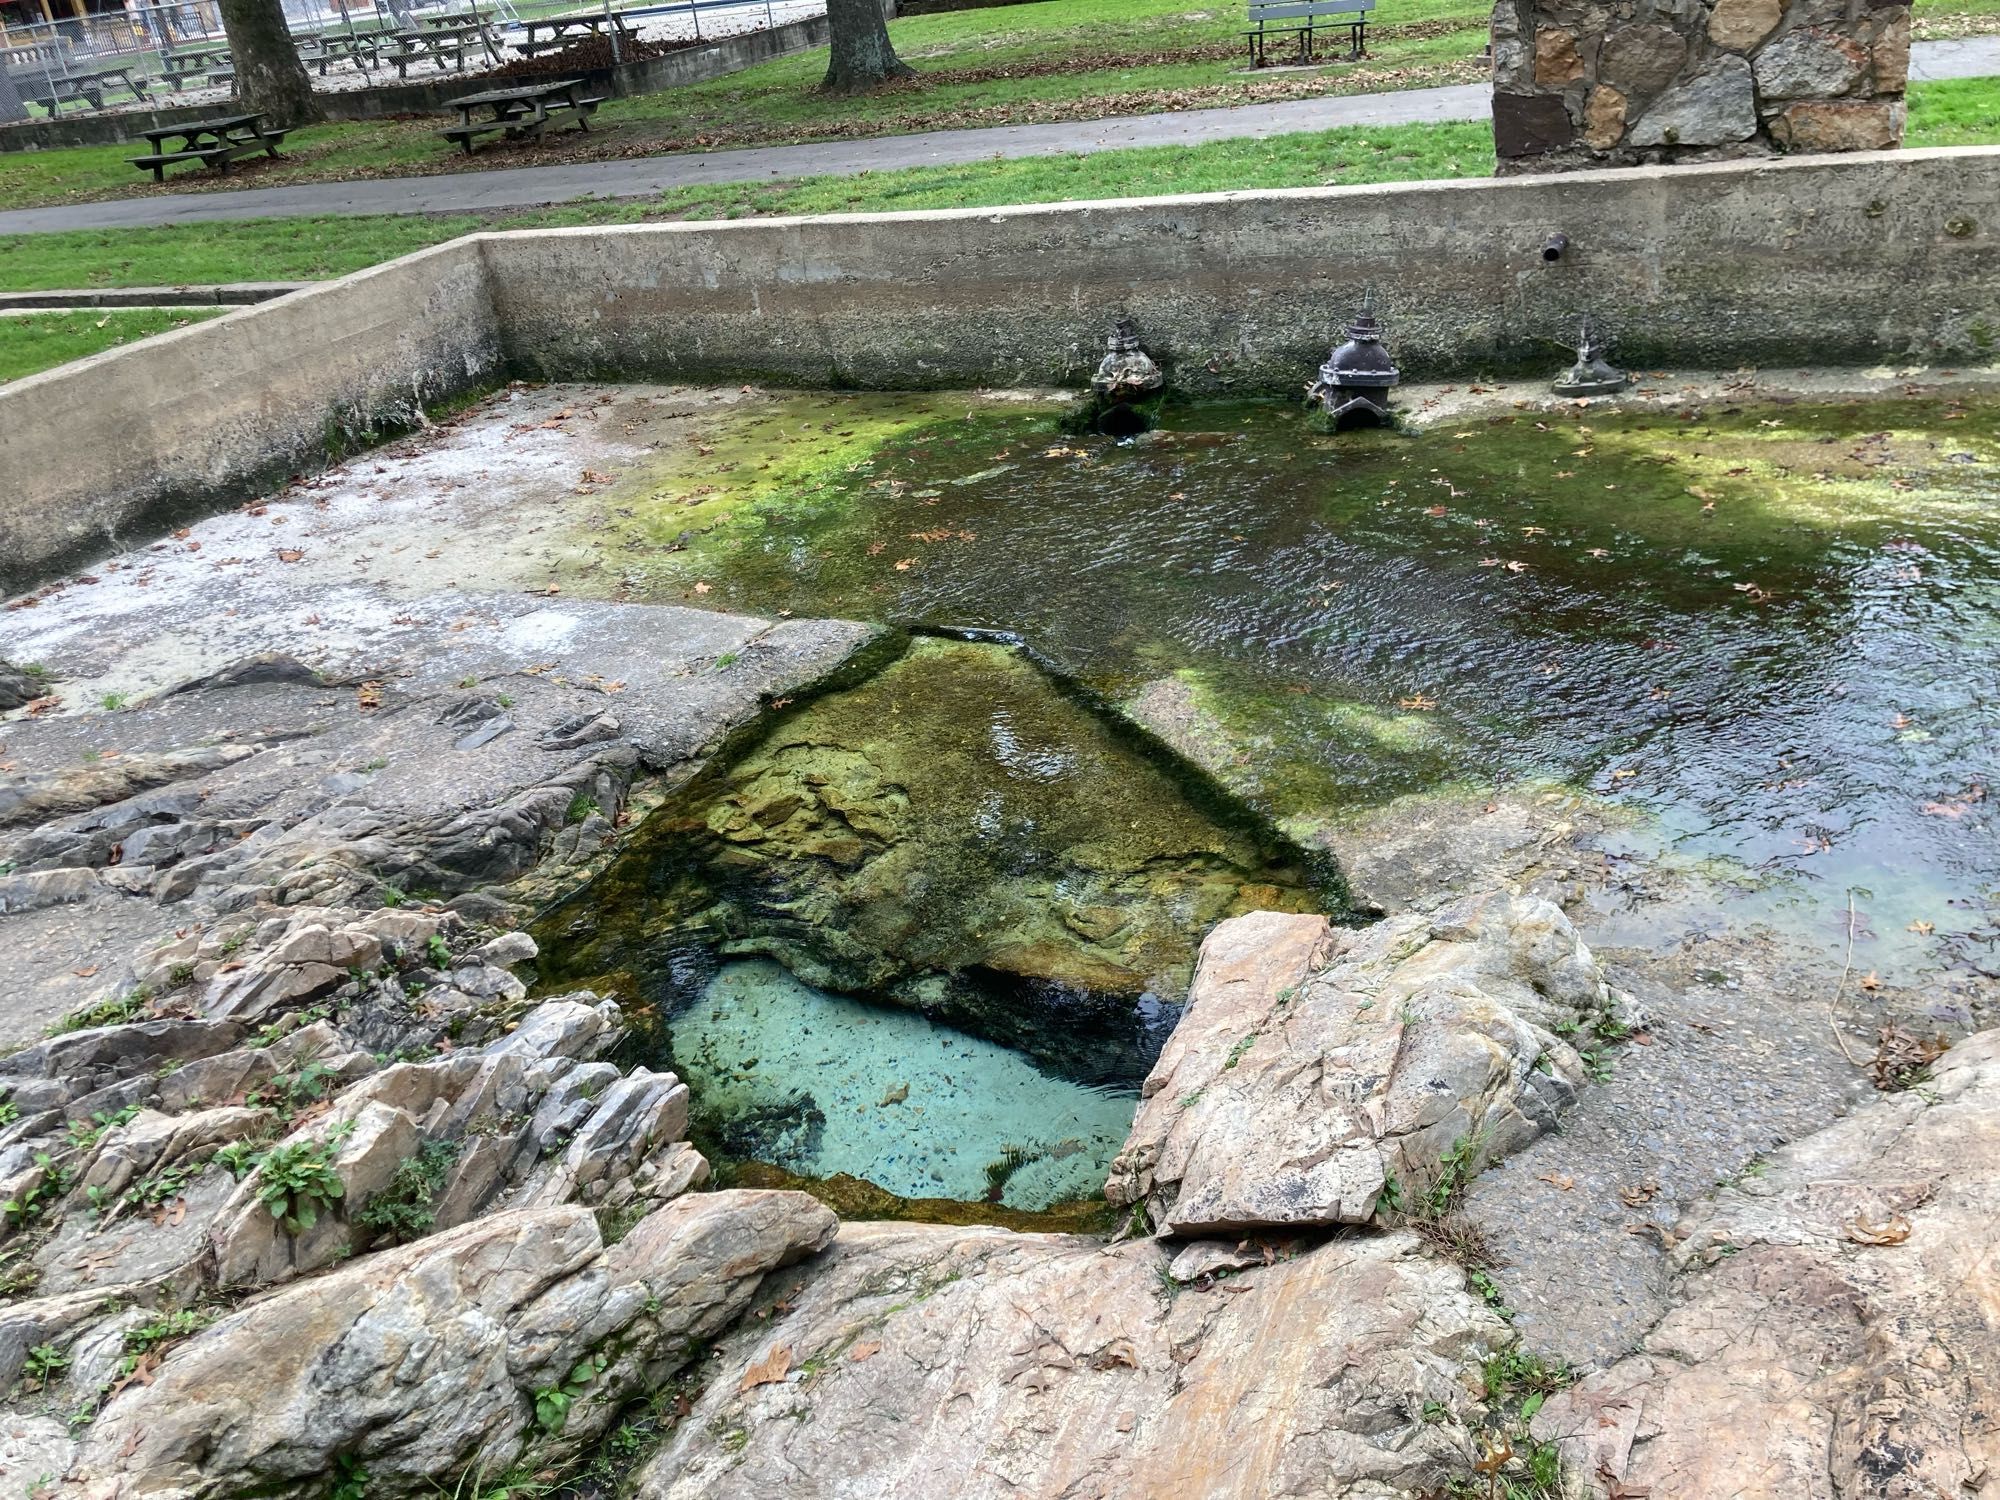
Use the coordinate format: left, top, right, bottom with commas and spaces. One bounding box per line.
17, 63, 151, 114
159, 44, 233, 88
514, 11, 635, 56
1243, 0, 1373, 64
298, 30, 387, 73
439, 77, 602, 153
126, 112, 284, 183
385, 22, 499, 77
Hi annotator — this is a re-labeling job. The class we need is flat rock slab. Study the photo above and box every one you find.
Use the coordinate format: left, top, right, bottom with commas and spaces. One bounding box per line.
640, 1220, 1507, 1500
1534, 1029, 2000, 1499
1105, 892, 1623, 1234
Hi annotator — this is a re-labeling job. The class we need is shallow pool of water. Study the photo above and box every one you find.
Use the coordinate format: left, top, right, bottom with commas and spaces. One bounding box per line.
671, 958, 1137, 1211
582, 393, 2000, 977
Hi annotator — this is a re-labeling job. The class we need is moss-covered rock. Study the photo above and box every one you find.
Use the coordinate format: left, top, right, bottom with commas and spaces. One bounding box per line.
536, 638, 1336, 1082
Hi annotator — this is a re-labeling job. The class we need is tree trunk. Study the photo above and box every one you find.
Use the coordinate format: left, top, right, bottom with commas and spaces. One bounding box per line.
219, 0, 322, 127
822, 0, 912, 92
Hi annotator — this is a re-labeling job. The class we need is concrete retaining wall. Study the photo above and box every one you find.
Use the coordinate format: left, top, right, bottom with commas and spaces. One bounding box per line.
0, 238, 501, 595
4, 146, 1999, 594
481, 146, 2000, 392
0, 14, 825, 152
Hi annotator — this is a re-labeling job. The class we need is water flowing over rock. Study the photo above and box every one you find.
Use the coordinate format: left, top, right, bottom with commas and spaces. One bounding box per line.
1105, 894, 1626, 1234
1532, 1029, 2000, 1499
636, 1221, 1507, 1500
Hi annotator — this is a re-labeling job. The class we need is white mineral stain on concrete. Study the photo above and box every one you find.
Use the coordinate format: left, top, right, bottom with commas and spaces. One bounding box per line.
0, 383, 769, 713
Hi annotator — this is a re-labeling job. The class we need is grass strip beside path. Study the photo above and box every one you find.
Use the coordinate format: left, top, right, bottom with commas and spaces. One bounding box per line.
0, 307, 224, 383
0, 76, 1994, 297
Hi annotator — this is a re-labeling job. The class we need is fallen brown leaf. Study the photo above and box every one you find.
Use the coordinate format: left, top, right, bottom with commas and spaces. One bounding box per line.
739, 1343, 793, 1392
1844, 1211, 1912, 1246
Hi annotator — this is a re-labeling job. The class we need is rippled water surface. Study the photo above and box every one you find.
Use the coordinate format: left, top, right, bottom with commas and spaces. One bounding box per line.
597, 392, 2000, 975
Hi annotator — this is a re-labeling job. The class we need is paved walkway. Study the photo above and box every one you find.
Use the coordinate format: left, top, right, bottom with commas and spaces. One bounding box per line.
3, 34, 1995, 235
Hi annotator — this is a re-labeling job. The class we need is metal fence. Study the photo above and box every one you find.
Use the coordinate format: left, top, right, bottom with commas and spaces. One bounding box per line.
0, 0, 814, 122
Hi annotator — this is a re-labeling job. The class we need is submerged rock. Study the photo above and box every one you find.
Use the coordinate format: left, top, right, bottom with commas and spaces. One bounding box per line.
1105, 893, 1626, 1233
1534, 1027, 2000, 1499
538, 637, 1331, 1081
637, 1220, 1505, 1500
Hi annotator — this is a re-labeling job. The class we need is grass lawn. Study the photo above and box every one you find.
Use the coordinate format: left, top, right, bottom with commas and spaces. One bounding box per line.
2, 75, 1994, 297
0, 0, 1496, 209
0, 307, 224, 383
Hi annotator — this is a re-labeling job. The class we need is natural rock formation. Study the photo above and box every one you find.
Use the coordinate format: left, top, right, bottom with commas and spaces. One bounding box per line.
538, 638, 1327, 1080
638, 1221, 1507, 1500
1492, 0, 1909, 168
1105, 894, 1625, 1233
0, 658, 40, 712
68, 1191, 836, 1500
1532, 1028, 2000, 1498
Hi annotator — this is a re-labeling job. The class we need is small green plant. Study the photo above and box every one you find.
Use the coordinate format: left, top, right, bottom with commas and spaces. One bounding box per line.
248, 1062, 334, 1123
378, 885, 408, 908
254, 1139, 346, 1232
164, 962, 197, 990
565, 792, 601, 823
66, 1105, 140, 1153
356, 1138, 458, 1246
21, 1342, 69, 1389
49, 988, 151, 1035
1424, 1134, 1485, 1218
495, 693, 514, 709
427, 933, 453, 969
1223, 1030, 1260, 1070
123, 1308, 213, 1357
532, 1354, 608, 1434
130, 1163, 195, 1209
1480, 1347, 1574, 1404
21, 663, 51, 682
330, 1454, 369, 1500
99, 692, 129, 711
365, 758, 388, 772
713, 652, 739, 670
0, 1099, 20, 1128
1, 1154, 70, 1228
215, 1141, 262, 1178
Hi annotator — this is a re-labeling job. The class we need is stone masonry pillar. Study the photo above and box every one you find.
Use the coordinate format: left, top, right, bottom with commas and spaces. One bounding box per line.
1492, 0, 1910, 170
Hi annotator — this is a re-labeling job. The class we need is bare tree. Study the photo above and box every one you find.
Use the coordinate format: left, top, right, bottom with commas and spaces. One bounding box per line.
822, 0, 912, 92
218, 0, 323, 126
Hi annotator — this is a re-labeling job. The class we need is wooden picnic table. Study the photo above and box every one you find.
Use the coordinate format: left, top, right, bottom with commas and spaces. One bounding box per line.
514, 10, 636, 56
16, 63, 151, 114
159, 44, 233, 88
297, 30, 388, 74
439, 77, 603, 154
386, 21, 500, 77
126, 111, 285, 183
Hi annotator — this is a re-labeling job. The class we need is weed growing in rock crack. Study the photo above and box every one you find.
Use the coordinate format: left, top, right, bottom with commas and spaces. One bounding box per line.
0, 1098, 19, 1128
123, 1308, 214, 1360
1480, 1348, 1573, 1404
378, 885, 408, 908
21, 1342, 69, 1390
65, 1105, 139, 1153
248, 1062, 335, 1123
1414, 1212, 1499, 1271
0, 1251, 40, 1298
533, 1353, 609, 1434
214, 1141, 262, 1178
330, 1454, 369, 1500
253, 1137, 347, 1232
713, 652, 740, 671
49, 987, 152, 1035
1467, 1270, 1512, 1318
1224, 1031, 1260, 1069
565, 793, 602, 823
428, 934, 454, 969
357, 1138, 459, 1246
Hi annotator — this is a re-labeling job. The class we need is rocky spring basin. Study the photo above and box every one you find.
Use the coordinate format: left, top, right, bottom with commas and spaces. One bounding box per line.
0, 375, 1994, 1500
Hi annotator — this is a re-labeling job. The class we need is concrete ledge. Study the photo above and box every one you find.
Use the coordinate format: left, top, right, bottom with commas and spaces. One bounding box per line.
4, 146, 1999, 596
481, 146, 2000, 391
0, 238, 501, 595
0, 14, 825, 152
0, 283, 308, 310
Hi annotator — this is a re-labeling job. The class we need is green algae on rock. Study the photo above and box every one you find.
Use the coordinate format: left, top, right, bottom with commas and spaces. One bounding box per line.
536, 635, 1335, 1086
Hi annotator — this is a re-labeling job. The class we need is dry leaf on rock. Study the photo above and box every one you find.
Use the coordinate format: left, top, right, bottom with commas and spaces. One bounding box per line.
740, 1344, 793, 1392
1844, 1211, 1912, 1246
